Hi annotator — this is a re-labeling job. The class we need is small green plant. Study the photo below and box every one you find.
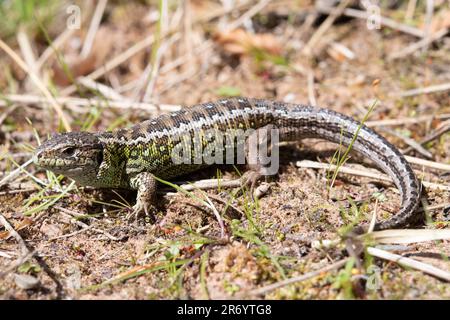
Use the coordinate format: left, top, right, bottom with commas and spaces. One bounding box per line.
215, 86, 242, 97
332, 257, 356, 299
0, 0, 59, 39
327, 99, 378, 190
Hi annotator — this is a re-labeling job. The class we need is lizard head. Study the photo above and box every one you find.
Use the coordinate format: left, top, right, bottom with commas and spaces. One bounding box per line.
34, 132, 104, 185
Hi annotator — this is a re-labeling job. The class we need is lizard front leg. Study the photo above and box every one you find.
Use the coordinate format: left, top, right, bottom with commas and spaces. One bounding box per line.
128, 172, 157, 221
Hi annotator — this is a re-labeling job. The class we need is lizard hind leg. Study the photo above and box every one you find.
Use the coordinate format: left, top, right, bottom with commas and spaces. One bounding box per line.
128, 172, 158, 222
240, 124, 278, 199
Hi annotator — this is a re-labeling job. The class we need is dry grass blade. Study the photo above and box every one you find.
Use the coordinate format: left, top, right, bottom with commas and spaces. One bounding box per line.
378, 127, 433, 159
423, 0, 435, 52
317, 6, 424, 37
81, 0, 108, 58
388, 28, 449, 60
303, 0, 351, 55
366, 229, 450, 244
367, 247, 450, 282
203, 195, 226, 239
36, 28, 76, 70
1, 94, 180, 113
17, 28, 38, 78
162, 178, 241, 195
404, 155, 450, 172
0, 39, 71, 131
222, 0, 272, 32
78, 77, 125, 101
60, 0, 256, 96
366, 114, 450, 127
405, 0, 417, 21
307, 70, 317, 105
0, 213, 29, 256
0, 158, 35, 188
296, 160, 450, 191
242, 258, 349, 297
404, 120, 450, 155
398, 82, 450, 97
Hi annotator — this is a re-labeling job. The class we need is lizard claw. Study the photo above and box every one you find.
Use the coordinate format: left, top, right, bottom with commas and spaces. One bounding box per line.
240, 170, 263, 200
127, 200, 156, 223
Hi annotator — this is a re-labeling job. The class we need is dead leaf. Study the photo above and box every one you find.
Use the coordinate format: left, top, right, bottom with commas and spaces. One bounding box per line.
0, 217, 33, 240
52, 27, 113, 86
214, 29, 282, 57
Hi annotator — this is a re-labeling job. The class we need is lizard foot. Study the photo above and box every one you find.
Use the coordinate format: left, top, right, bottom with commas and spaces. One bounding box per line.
127, 200, 157, 223
240, 170, 263, 200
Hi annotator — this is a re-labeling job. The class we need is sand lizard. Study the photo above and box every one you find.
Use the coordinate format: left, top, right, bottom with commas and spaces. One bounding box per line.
33, 97, 421, 230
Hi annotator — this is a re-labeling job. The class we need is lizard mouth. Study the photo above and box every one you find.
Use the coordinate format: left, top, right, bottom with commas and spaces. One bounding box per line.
34, 153, 96, 172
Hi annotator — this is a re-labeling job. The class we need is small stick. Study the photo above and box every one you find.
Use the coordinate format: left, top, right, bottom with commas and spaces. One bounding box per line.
206, 193, 245, 219
0, 105, 18, 126
0, 250, 35, 278
0, 187, 37, 196
142, 35, 181, 102
417, 202, 449, 213
367, 246, 450, 282
60, 33, 156, 96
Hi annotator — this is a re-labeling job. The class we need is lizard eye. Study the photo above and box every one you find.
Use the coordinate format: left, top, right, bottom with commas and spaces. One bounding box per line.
62, 147, 76, 157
